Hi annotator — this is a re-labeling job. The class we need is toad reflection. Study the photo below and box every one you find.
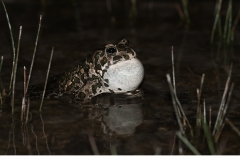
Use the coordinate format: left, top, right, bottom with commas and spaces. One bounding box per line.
89, 91, 143, 135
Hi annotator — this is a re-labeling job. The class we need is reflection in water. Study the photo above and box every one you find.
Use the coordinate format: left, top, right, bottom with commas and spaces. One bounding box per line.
102, 103, 143, 135
26, 125, 32, 155
40, 114, 51, 155
90, 89, 143, 136
31, 125, 40, 155
2, 89, 143, 155
21, 123, 26, 146
86, 89, 144, 154
5, 117, 16, 155
88, 134, 100, 155
170, 134, 177, 155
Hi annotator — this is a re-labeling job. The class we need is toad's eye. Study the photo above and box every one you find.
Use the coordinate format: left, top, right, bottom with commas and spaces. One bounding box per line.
106, 47, 117, 55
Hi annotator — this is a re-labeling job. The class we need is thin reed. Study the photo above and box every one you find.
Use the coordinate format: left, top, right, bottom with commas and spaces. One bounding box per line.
39, 47, 54, 111
176, 131, 200, 155
11, 26, 22, 114
169, 47, 193, 135
202, 117, 216, 155
26, 15, 42, 92
168, 47, 237, 154
2, 1, 16, 92
213, 64, 233, 136
225, 118, 240, 136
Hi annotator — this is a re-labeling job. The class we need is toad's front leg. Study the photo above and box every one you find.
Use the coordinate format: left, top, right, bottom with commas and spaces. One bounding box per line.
72, 80, 106, 103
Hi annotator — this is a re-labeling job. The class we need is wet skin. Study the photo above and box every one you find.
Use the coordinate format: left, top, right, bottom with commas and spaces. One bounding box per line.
28, 38, 144, 103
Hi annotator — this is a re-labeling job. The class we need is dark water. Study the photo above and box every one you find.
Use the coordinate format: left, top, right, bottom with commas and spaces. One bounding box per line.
0, 0, 240, 155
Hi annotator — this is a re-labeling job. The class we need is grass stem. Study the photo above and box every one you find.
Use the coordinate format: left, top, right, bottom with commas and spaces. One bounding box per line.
23, 66, 26, 100
2, 1, 16, 92
167, 74, 185, 135
39, 47, 54, 111
26, 15, 42, 93
11, 26, 22, 114
171, 47, 193, 134
225, 118, 240, 136
213, 64, 232, 135
176, 131, 201, 155
202, 117, 216, 155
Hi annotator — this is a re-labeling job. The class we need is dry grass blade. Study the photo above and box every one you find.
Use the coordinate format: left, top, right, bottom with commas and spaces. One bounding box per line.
171, 47, 193, 134
214, 122, 225, 142
11, 26, 22, 114
2, 1, 16, 92
25, 98, 30, 123
26, 15, 42, 92
217, 83, 234, 131
203, 99, 206, 124
171, 46, 176, 93
39, 47, 54, 111
21, 95, 30, 123
166, 74, 184, 134
22, 66, 27, 120
21, 97, 25, 121
225, 118, 240, 136
213, 64, 232, 135
23, 66, 26, 99
176, 131, 201, 155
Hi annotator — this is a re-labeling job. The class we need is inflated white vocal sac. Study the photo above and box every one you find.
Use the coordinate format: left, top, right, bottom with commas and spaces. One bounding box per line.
103, 57, 144, 93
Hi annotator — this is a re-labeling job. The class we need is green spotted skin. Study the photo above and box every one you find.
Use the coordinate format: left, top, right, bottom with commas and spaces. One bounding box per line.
28, 39, 137, 103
